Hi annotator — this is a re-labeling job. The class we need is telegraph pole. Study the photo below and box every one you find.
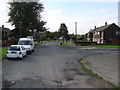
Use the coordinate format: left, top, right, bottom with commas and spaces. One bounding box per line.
75, 22, 77, 40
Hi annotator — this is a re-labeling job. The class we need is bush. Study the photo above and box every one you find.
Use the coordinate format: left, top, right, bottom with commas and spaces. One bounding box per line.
73, 41, 97, 46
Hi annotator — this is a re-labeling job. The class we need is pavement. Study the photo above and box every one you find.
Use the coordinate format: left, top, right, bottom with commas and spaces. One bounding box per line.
82, 53, 119, 86
69, 42, 119, 86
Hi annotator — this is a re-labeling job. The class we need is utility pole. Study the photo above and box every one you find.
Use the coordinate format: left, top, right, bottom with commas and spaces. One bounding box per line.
75, 22, 77, 40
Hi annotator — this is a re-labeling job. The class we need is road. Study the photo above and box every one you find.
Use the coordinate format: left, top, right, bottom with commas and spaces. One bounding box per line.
2, 41, 118, 88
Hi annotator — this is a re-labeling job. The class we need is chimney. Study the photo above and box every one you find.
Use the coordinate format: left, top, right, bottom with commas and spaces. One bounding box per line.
95, 26, 96, 29
2, 25, 4, 29
105, 22, 107, 26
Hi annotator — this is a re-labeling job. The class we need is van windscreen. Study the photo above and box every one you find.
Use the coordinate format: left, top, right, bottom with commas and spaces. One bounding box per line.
18, 40, 31, 45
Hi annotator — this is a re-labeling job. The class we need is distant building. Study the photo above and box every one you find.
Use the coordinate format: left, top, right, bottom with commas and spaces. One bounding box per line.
0, 25, 10, 41
85, 22, 120, 45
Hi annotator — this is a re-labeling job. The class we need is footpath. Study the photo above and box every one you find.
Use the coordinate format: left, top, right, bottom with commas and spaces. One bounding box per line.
83, 53, 119, 86
69, 42, 119, 86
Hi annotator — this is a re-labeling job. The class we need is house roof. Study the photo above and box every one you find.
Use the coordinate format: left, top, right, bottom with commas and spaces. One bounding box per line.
86, 23, 119, 34
92, 23, 113, 32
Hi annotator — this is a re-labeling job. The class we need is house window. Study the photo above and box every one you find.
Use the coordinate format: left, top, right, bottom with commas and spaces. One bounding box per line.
98, 32, 100, 35
116, 31, 120, 35
101, 39, 103, 44
95, 32, 97, 35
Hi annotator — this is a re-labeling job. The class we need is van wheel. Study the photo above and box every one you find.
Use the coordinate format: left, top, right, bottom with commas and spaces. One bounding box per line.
20, 57, 23, 60
7, 57, 10, 60
29, 51, 32, 54
32, 49, 34, 52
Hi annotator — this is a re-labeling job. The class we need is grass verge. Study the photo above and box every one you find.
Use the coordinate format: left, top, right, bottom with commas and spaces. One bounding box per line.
62, 41, 70, 46
87, 45, 120, 48
43, 40, 61, 42
0, 48, 8, 60
34, 42, 42, 46
79, 58, 120, 89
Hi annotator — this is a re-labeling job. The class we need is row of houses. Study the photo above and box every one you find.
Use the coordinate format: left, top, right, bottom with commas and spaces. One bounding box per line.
85, 22, 120, 45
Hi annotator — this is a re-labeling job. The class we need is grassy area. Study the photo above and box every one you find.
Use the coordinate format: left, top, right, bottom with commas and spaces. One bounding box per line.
43, 40, 61, 42
34, 42, 42, 46
62, 41, 70, 46
0, 48, 8, 60
80, 58, 120, 89
80, 61, 103, 79
88, 45, 120, 48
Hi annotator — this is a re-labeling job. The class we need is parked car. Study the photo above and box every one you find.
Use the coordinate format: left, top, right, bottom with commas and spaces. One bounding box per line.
18, 37, 34, 54
7, 45, 27, 60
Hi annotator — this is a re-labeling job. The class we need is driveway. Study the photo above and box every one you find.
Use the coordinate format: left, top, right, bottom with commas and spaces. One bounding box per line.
2, 41, 118, 88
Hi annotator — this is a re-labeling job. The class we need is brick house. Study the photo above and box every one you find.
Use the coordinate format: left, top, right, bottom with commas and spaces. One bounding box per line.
85, 22, 120, 45
0, 25, 10, 41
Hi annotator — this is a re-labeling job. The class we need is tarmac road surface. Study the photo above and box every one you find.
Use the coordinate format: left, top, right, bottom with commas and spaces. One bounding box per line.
2, 41, 118, 88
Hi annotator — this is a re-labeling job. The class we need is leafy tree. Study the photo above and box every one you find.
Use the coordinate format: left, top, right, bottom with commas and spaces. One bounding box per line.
36, 21, 47, 33
78, 35, 85, 41
8, 2, 45, 38
69, 34, 76, 41
59, 23, 68, 43
52, 31, 61, 40
43, 31, 51, 40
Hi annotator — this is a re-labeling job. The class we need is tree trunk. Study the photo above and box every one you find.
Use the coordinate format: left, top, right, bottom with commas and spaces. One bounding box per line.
63, 36, 64, 43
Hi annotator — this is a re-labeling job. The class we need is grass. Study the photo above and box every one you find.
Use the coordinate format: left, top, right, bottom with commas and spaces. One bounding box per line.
0, 48, 8, 60
43, 40, 61, 42
80, 61, 103, 79
87, 45, 120, 48
62, 41, 70, 46
80, 58, 120, 89
107, 82, 120, 90
34, 42, 42, 46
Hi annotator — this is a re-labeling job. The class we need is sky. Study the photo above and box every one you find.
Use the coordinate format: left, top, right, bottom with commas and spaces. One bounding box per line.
0, 0, 119, 34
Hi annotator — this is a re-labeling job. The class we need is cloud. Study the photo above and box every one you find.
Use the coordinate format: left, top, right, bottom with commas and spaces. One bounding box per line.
40, 0, 119, 2
0, 0, 118, 33
0, 0, 14, 29
43, 12, 117, 34
48, 9, 62, 15
90, 9, 108, 15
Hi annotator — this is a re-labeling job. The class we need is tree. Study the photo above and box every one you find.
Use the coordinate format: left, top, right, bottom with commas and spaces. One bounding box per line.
59, 23, 68, 43
36, 20, 47, 33
70, 34, 76, 41
43, 31, 51, 40
8, 2, 46, 38
78, 35, 85, 41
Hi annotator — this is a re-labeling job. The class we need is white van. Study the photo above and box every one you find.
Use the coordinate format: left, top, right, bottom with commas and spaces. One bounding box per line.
18, 37, 34, 54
